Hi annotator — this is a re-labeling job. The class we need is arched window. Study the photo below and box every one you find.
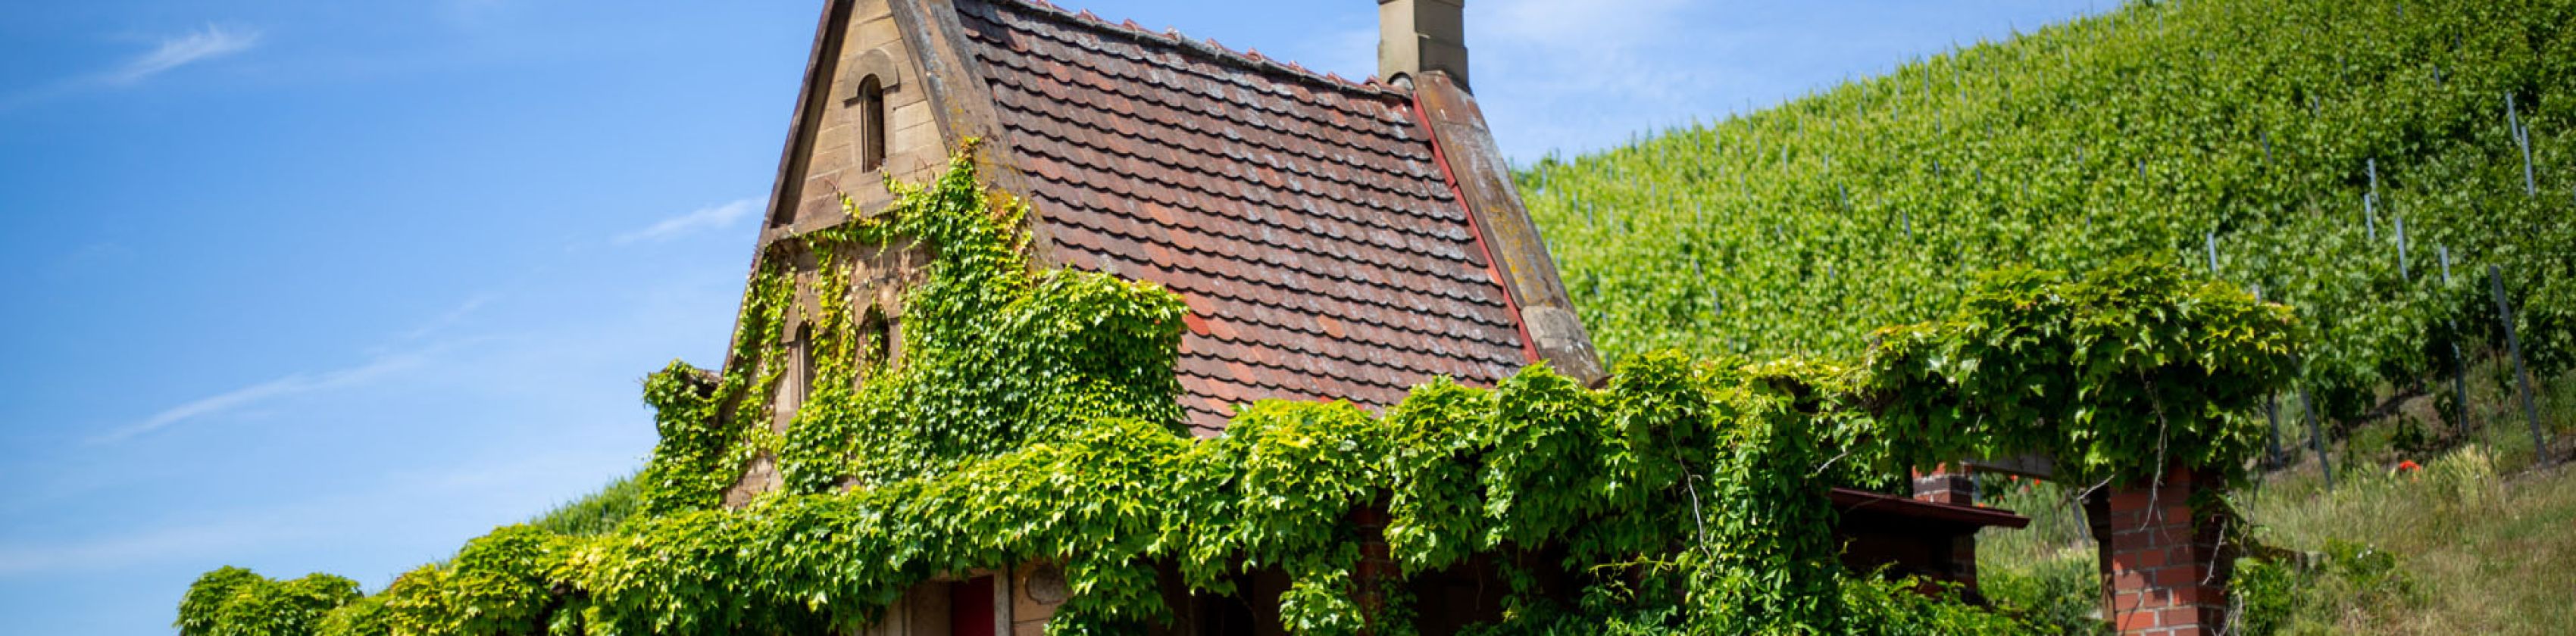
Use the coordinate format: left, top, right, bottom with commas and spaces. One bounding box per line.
861, 310, 892, 370
858, 76, 888, 172
774, 323, 815, 429
796, 323, 818, 400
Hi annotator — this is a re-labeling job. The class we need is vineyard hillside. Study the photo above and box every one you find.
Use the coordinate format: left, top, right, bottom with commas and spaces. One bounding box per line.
1520, 0, 2575, 419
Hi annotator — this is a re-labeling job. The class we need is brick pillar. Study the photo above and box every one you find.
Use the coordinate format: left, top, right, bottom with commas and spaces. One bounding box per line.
1911, 464, 1977, 505
1350, 506, 1398, 631
2087, 467, 2233, 636
1911, 465, 1982, 588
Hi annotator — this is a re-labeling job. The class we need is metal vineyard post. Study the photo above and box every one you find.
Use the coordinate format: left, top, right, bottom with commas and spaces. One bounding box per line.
2442, 247, 2471, 438
2489, 265, 2549, 464
2509, 95, 2536, 197
2302, 376, 2331, 491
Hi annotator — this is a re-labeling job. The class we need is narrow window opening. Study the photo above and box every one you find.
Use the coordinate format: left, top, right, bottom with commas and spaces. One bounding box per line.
774, 323, 814, 429
861, 310, 892, 376
796, 323, 818, 400
859, 76, 888, 172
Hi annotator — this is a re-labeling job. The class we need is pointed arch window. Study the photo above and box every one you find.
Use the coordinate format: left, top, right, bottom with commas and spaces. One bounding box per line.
844, 48, 902, 174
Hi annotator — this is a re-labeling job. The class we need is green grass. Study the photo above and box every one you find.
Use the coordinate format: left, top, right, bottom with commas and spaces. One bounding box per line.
526, 472, 643, 537
1975, 453, 2576, 636
2236, 445, 2576, 635
1975, 369, 2574, 635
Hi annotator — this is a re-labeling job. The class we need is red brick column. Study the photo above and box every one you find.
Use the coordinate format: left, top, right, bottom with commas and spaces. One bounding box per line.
1350, 506, 1397, 628
1910, 465, 1984, 589
1911, 464, 1977, 505
2087, 467, 2233, 636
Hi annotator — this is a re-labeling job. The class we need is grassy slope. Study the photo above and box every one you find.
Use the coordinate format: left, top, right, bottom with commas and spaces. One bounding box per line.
2227, 357, 2576, 635
1971, 360, 2576, 635
526, 472, 643, 537
1515, 0, 2576, 420
1978, 432, 2576, 635
2240, 450, 2576, 634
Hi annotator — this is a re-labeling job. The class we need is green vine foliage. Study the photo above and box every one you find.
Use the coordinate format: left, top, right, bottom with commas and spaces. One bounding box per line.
777, 157, 1190, 491
178, 145, 2295, 635
178, 567, 363, 636
1861, 258, 2301, 487
638, 361, 724, 515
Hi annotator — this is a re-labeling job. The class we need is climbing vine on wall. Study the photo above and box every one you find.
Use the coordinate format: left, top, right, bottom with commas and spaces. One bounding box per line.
177, 144, 2298, 636
777, 159, 1190, 492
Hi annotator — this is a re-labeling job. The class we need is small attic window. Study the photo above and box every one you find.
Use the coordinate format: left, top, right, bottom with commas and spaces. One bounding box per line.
858, 76, 888, 173
843, 48, 902, 174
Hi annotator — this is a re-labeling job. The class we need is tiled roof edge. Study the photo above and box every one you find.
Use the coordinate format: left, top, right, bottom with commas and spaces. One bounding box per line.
1002, 0, 1408, 98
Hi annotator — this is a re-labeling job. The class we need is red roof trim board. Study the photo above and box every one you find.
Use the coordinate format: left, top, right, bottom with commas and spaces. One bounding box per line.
1406, 87, 1543, 366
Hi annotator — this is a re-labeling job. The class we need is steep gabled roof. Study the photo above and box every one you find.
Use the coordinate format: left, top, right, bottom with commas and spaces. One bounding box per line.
950, 0, 1537, 432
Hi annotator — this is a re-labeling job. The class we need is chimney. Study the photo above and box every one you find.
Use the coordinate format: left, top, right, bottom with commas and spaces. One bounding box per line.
1379, 0, 1468, 91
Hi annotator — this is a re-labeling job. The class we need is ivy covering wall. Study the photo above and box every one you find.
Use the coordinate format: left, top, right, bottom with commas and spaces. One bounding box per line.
177, 146, 2298, 635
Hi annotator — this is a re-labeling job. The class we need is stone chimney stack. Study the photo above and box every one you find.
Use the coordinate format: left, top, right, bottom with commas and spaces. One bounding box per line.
1379, 0, 1468, 91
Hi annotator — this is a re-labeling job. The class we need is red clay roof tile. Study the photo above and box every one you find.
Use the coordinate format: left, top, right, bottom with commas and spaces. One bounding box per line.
957, 0, 1531, 430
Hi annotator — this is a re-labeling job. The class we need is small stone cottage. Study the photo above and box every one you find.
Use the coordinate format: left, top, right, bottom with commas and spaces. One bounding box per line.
710, 0, 2037, 633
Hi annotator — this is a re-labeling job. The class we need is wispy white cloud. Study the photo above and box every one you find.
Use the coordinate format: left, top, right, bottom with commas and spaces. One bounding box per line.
395, 293, 498, 342
92, 349, 433, 444
0, 520, 280, 577
613, 198, 759, 245
0, 23, 262, 111
1485, 0, 1689, 47
108, 24, 262, 86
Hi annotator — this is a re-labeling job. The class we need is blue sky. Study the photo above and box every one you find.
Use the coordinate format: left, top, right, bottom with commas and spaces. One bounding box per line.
0, 1, 2104, 633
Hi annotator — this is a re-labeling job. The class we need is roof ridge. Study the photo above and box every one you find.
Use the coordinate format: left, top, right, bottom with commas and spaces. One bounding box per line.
983, 0, 1405, 98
